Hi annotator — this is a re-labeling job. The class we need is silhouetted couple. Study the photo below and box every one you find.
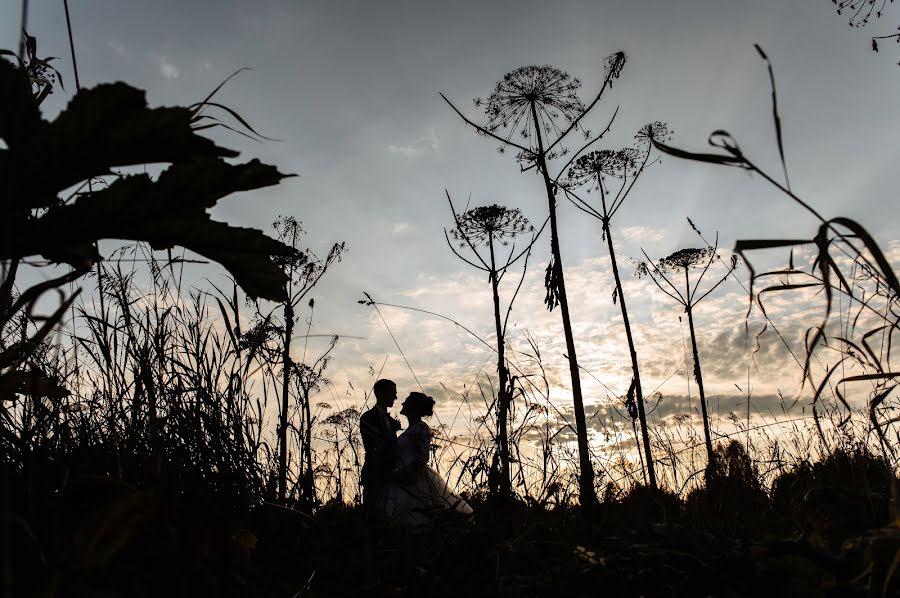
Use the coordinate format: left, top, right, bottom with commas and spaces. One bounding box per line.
360, 379, 473, 527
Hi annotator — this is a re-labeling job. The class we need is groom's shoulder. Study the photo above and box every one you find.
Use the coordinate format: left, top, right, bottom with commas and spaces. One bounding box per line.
360, 405, 379, 423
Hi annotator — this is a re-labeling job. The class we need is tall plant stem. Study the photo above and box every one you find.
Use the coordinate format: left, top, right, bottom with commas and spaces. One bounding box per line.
602, 215, 657, 489
278, 297, 293, 503
277, 220, 299, 505
488, 235, 511, 498
302, 382, 314, 504
531, 101, 595, 507
300, 303, 315, 506
685, 268, 714, 469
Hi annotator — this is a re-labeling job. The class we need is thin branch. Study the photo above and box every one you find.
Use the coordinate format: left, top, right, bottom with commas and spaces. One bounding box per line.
439, 93, 531, 155
360, 296, 495, 354
503, 238, 534, 337
640, 249, 687, 305
692, 264, 738, 306
502, 216, 550, 270
551, 106, 620, 186
444, 229, 490, 272
545, 52, 625, 155
688, 235, 718, 305
561, 187, 603, 221
446, 190, 492, 270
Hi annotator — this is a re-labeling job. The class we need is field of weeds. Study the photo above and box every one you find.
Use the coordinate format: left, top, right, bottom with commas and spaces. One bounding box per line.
3, 5, 900, 596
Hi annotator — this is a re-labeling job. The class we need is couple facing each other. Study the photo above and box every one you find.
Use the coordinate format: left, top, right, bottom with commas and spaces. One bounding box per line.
360, 379, 473, 527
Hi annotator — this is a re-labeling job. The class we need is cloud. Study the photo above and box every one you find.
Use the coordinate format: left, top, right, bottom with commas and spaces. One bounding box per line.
391, 222, 411, 236
621, 226, 665, 243
387, 128, 439, 158
887, 240, 900, 270
107, 40, 128, 58
332, 245, 883, 460
153, 56, 181, 80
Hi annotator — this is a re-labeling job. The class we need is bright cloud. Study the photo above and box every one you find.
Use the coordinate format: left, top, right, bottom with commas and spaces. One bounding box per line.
347, 251, 846, 422
154, 56, 181, 80
621, 226, 665, 243
387, 128, 439, 158
107, 40, 128, 57
391, 222, 411, 235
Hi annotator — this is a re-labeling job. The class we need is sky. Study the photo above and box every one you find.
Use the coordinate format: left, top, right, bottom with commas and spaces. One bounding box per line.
3, 0, 900, 467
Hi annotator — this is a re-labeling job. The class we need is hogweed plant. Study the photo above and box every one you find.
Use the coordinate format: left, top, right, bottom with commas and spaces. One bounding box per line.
289, 306, 337, 507
637, 243, 739, 471
651, 45, 900, 461
442, 53, 627, 507
561, 121, 673, 490
265, 216, 345, 504
445, 193, 541, 499
832, 0, 900, 62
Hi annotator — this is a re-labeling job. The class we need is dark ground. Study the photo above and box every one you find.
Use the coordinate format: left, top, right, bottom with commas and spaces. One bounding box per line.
3, 446, 899, 597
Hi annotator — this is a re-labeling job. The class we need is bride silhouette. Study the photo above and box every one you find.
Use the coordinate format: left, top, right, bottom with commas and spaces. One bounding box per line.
383, 392, 473, 527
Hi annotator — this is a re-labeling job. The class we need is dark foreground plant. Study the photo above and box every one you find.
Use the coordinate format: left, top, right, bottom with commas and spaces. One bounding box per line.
562, 122, 672, 489
650, 45, 900, 460
445, 194, 540, 498
0, 49, 306, 591
443, 53, 628, 506
8, 441, 897, 597
0, 52, 300, 407
267, 216, 345, 504
0, 57, 296, 301
637, 243, 738, 470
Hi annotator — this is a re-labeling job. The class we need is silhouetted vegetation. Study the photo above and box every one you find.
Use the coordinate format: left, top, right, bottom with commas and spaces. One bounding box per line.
2, 17, 899, 598
445, 196, 539, 499
443, 54, 646, 504
832, 0, 900, 63
562, 122, 672, 490
637, 242, 739, 471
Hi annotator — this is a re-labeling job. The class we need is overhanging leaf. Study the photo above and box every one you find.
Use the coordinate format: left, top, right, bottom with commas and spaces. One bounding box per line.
1, 159, 298, 301
15, 82, 240, 210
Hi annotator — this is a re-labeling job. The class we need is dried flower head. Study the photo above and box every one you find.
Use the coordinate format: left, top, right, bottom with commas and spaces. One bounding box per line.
272, 216, 311, 273
651, 247, 717, 275
451, 204, 532, 247
835, 0, 888, 27
476, 65, 585, 159
323, 407, 360, 426
566, 148, 641, 189
634, 121, 673, 146
603, 51, 627, 82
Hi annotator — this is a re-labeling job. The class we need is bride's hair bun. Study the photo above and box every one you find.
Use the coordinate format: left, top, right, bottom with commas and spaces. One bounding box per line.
405, 391, 435, 417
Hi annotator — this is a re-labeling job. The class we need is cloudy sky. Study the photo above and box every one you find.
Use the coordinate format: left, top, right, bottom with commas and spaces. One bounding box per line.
4, 0, 899, 466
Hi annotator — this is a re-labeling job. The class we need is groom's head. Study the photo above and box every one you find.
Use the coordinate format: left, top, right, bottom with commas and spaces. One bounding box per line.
373, 379, 397, 408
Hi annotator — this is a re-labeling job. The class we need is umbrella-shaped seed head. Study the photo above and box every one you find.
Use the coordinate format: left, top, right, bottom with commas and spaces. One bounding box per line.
603, 51, 627, 82
634, 121, 673, 146
475, 65, 585, 155
654, 246, 717, 273
451, 204, 532, 247
566, 147, 641, 189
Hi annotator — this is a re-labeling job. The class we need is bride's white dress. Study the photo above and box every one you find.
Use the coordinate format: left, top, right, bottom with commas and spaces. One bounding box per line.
383, 421, 473, 526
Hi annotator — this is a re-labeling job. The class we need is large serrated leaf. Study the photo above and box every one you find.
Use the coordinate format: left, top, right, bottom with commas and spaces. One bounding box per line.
1, 68, 300, 302
2, 159, 296, 301
18, 83, 240, 210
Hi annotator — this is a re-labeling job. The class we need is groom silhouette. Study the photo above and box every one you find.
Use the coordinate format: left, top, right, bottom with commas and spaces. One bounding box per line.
360, 378, 401, 519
